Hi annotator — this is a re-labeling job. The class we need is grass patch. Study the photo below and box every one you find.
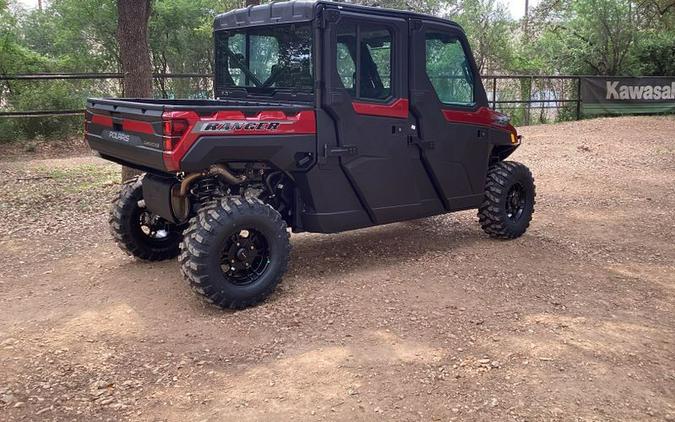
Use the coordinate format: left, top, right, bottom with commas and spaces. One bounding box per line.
34, 163, 119, 193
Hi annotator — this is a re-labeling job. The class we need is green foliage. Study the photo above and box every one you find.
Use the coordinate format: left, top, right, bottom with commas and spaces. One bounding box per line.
536, 0, 636, 75
6, 81, 84, 140
524, 0, 675, 76
20, 0, 119, 72
150, 0, 239, 98
633, 31, 675, 76
452, 0, 513, 73
0, 0, 673, 143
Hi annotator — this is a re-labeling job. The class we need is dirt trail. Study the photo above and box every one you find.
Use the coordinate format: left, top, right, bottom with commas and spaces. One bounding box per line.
0, 116, 674, 421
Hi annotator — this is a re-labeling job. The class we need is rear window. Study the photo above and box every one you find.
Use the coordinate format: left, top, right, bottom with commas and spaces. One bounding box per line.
215, 23, 313, 95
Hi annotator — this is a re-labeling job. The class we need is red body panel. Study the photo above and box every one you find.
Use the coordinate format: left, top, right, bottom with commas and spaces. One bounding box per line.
442, 106, 517, 135
122, 119, 154, 135
91, 114, 113, 127
162, 110, 317, 171
352, 98, 409, 118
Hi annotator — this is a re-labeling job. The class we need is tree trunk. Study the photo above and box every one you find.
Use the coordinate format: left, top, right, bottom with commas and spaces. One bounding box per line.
246, 0, 260, 6
116, 0, 153, 182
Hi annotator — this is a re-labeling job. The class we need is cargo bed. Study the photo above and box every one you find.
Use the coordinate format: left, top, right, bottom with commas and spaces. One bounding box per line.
84, 97, 313, 173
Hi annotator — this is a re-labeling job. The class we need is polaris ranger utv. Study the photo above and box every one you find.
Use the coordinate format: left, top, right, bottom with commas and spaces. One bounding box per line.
85, 1, 535, 309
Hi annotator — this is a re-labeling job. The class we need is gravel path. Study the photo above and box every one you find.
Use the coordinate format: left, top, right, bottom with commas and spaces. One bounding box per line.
0, 116, 674, 421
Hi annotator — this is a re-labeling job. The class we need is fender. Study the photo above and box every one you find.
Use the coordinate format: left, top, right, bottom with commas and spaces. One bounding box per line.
180, 134, 317, 174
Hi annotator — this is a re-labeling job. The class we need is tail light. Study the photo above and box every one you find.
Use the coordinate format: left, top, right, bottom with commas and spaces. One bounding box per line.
162, 112, 189, 150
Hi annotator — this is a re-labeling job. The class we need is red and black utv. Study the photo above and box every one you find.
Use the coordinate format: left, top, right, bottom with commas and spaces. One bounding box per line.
85, 1, 535, 309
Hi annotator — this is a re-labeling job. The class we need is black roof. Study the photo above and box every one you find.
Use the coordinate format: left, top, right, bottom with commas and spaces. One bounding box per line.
213, 1, 462, 31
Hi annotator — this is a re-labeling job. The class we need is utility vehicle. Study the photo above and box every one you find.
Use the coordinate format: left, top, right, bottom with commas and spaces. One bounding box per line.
85, 1, 535, 309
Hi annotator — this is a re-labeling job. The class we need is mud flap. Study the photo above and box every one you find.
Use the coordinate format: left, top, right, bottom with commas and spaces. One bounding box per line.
141, 174, 181, 224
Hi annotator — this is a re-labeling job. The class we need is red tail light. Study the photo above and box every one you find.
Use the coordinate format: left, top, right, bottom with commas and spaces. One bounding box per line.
163, 118, 189, 137
162, 113, 189, 150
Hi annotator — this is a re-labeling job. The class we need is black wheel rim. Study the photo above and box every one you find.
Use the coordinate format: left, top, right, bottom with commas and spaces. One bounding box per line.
134, 201, 178, 246
505, 183, 527, 221
220, 229, 271, 286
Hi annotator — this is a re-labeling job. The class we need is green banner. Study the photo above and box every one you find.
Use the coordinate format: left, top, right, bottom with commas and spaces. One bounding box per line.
580, 77, 675, 116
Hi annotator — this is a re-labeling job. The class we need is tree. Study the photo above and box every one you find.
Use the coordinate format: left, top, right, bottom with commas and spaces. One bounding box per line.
21, 0, 119, 73
525, 0, 641, 75
453, 0, 513, 74
149, 0, 240, 99
116, 0, 153, 181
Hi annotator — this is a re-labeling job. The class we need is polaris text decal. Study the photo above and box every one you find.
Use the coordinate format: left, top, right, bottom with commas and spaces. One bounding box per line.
108, 131, 131, 143
194, 121, 292, 133
102, 129, 142, 146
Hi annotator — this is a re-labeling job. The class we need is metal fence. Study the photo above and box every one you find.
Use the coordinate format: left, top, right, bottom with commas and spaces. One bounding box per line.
0, 73, 213, 118
486, 75, 583, 124
0, 72, 586, 125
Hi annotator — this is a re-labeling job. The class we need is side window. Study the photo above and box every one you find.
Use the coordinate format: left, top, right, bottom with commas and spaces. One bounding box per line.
335, 21, 393, 101
361, 27, 391, 99
336, 44, 355, 90
424, 30, 475, 106
336, 22, 357, 94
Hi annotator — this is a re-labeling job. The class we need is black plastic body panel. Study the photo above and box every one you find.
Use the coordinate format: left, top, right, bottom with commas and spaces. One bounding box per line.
180, 134, 316, 173
85, 98, 168, 171
88, 97, 311, 113
89, 137, 166, 171
142, 174, 180, 223
214, 0, 315, 30
214, 1, 468, 33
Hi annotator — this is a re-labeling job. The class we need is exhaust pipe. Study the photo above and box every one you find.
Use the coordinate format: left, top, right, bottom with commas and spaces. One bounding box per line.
178, 164, 246, 197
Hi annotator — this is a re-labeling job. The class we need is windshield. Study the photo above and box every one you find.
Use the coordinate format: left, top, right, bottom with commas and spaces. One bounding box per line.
215, 23, 313, 96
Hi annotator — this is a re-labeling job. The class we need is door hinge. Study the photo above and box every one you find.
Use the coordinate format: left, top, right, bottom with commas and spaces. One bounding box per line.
323, 144, 358, 158
407, 136, 435, 150
409, 19, 423, 33
320, 9, 340, 28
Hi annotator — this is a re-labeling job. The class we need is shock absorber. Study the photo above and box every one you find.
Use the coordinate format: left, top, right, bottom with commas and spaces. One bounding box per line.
190, 177, 223, 204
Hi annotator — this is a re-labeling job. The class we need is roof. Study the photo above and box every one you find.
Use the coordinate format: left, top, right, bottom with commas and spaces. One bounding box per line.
213, 1, 462, 31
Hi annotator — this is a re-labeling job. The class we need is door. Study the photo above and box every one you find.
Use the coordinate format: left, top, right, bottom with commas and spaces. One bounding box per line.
408, 19, 492, 211
322, 10, 442, 225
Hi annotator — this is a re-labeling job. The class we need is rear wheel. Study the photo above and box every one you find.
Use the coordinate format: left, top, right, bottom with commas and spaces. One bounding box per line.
109, 176, 183, 261
478, 161, 535, 239
179, 197, 290, 309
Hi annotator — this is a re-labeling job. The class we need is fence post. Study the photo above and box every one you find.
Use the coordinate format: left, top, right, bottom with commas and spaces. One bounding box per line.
527, 76, 533, 125
576, 77, 582, 120
492, 77, 497, 110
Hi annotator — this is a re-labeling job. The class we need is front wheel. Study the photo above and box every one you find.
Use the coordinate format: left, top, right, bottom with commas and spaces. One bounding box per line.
478, 161, 536, 239
179, 197, 291, 310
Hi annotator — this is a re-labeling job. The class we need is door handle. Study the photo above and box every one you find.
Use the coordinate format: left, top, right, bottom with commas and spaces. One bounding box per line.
407, 135, 435, 150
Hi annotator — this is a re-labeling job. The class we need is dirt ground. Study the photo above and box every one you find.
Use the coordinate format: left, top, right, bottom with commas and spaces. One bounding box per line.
0, 116, 673, 421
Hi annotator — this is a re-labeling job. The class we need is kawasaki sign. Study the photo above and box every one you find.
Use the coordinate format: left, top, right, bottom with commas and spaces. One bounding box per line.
581, 77, 675, 116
